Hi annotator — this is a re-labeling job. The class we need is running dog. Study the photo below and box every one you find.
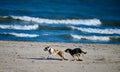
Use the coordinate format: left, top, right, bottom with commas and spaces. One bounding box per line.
65, 48, 87, 61
44, 46, 68, 61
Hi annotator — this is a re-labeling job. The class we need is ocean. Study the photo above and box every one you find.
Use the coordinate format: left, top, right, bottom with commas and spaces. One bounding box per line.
0, 0, 120, 44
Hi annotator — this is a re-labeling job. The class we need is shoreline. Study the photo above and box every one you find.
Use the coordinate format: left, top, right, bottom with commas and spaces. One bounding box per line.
1, 40, 120, 44
0, 41, 120, 72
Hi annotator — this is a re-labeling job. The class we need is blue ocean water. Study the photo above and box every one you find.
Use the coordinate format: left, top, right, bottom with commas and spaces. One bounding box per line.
0, 0, 120, 44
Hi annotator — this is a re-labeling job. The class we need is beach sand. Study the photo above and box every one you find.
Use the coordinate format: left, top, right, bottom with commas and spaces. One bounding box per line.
0, 41, 120, 72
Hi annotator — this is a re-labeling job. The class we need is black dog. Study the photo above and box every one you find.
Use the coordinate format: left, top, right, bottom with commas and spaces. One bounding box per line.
65, 48, 87, 61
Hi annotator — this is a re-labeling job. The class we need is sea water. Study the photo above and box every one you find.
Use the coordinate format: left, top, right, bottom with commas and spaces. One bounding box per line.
0, 0, 120, 44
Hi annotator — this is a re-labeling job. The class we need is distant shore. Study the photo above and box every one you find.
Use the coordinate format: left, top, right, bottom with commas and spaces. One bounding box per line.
0, 41, 120, 72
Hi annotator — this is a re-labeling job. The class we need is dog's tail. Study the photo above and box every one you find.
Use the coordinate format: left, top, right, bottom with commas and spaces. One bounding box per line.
82, 51, 87, 54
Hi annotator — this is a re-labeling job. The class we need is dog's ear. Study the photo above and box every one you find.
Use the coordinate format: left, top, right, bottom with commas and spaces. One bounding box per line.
44, 46, 50, 51
45, 46, 50, 49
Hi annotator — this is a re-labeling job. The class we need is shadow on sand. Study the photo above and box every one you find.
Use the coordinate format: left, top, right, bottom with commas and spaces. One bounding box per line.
18, 57, 62, 61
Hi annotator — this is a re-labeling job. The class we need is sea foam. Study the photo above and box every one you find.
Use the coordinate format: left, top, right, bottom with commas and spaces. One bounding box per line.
3, 32, 39, 38
0, 24, 39, 30
71, 34, 110, 41
70, 26, 120, 35
10, 16, 101, 26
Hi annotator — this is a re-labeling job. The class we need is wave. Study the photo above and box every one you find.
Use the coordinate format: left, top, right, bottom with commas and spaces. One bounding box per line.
2, 16, 101, 26
70, 34, 110, 41
70, 26, 120, 35
2, 32, 39, 38
0, 24, 39, 30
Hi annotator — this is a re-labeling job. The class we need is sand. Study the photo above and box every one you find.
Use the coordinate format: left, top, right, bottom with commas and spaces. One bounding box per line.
0, 41, 120, 72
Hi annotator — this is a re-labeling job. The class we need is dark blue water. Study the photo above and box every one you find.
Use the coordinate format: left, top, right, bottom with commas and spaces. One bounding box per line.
0, 0, 120, 44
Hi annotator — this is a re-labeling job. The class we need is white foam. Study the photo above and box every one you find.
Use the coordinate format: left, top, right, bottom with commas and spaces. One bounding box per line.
0, 24, 39, 30
10, 16, 101, 26
71, 34, 110, 41
70, 26, 120, 34
4, 32, 39, 38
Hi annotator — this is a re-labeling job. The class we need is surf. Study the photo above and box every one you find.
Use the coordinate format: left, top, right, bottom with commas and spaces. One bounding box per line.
70, 26, 120, 35
2, 32, 39, 38
70, 34, 110, 41
0, 24, 39, 30
2, 16, 102, 26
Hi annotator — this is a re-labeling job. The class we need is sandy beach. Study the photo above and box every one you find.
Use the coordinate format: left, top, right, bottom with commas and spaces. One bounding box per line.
0, 41, 120, 72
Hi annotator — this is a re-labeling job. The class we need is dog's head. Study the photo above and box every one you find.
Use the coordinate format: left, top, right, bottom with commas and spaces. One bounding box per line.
65, 48, 72, 53
44, 46, 50, 51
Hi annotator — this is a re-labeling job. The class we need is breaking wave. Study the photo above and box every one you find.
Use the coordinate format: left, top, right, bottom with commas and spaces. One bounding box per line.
70, 34, 110, 41
2, 32, 39, 38
70, 26, 120, 35
0, 24, 39, 30
3, 16, 101, 26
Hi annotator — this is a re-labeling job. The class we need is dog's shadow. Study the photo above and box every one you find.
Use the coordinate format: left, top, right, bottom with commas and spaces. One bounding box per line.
18, 57, 62, 61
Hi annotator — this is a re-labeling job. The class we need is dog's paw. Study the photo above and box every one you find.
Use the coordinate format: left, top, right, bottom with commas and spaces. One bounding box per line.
43, 57, 49, 60
64, 59, 68, 61
77, 59, 83, 61
62, 59, 68, 61
71, 59, 76, 61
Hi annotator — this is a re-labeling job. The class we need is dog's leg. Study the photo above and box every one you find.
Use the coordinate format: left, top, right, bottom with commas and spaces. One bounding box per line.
77, 54, 83, 61
45, 54, 52, 60
71, 55, 77, 61
76, 54, 79, 60
58, 51, 68, 61
44, 54, 49, 59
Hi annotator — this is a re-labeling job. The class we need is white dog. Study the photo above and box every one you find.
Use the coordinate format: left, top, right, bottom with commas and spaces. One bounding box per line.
44, 46, 68, 61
